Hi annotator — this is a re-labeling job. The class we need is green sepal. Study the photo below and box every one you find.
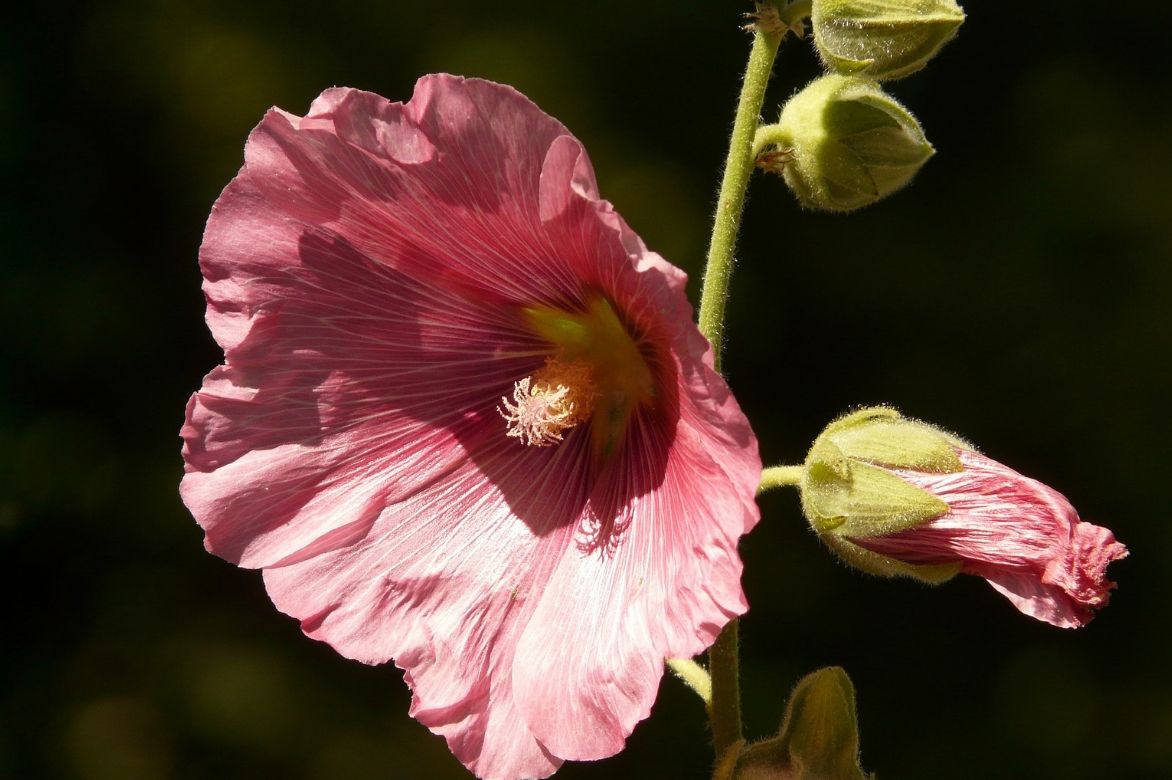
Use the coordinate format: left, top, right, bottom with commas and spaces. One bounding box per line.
812, 0, 965, 81
820, 406, 900, 436
804, 458, 949, 537
819, 85, 932, 198
735, 667, 873, 780
824, 407, 965, 472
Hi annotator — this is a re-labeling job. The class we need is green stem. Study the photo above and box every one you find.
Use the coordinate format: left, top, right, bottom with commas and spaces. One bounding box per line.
758, 465, 805, 493
667, 657, 713, 707
707, 617, 743, 761
697, 22, 783, 374
698, 17, 784, 765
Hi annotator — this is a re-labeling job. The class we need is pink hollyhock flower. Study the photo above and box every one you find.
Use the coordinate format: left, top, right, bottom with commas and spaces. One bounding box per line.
180, 75, 760, 779
800, 408, 1127, 628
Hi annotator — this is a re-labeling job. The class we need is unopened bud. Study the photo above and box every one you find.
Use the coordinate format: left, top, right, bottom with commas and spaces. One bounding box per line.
812, 0, 965, 81
737, 667, 871, 780
799, 407, 1129, 628
764, 75, 933, 212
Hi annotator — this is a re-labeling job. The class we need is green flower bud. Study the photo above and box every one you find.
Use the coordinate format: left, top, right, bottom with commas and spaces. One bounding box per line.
812, 0, 965, 81
763, 74, 933, 212
800, 407, 965, 582
736, 667, 872, 780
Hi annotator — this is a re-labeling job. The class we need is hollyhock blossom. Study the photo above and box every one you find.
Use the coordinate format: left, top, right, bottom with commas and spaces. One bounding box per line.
800, 408, 1127, 628
180, 75, 760, 779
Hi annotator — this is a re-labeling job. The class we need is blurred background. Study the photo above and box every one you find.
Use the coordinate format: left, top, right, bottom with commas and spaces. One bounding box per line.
3, 1, 1169, 778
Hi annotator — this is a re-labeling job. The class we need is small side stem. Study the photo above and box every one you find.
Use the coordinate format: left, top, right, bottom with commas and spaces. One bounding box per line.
752, 123, 791, 160
697, 21, 783, 374
758, 465, 805, 494
667, 657, 713, 707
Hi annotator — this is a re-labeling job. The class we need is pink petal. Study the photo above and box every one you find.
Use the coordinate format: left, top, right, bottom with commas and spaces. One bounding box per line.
262, 438, 589, 779
862, 450, 1127, 628
514, 403, 756, 760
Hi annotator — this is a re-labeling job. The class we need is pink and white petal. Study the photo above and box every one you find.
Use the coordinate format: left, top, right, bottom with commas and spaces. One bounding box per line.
260, 431, 596, 780
532, 129, 758, 512
182, 380, 479, 568
507, 160, 760, 758
532, 131, 683, 333
977, 568, 1087, 628
1045, 521, 1128, 605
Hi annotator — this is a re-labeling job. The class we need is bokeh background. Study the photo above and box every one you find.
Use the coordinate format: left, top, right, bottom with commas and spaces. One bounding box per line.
3, 1, 1170, 778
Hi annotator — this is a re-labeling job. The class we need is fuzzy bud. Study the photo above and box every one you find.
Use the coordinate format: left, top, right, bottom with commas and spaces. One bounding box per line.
765, 75, 933, 212
812, 0, 965, 81
736, 667, 871, 780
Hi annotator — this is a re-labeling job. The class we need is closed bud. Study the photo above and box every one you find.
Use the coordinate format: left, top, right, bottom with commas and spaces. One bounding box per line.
736, 667, 871, 780
764, 75, 932, 212
800, 407, 1129, 628
812, 0, 965, 81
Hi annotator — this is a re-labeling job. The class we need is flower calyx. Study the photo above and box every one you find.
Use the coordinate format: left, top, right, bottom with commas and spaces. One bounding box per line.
746, 2, 813, 39
812, 0, 966, 81
800, 407, 964, 582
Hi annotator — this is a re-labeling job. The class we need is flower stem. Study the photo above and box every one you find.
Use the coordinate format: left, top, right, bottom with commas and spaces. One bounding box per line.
752, 123, 791, 159
707, 618, 743, 762
758, 465, 805, 494
697, 19, 783, 374
698, 12, 784, 764
667, 657, 713, 707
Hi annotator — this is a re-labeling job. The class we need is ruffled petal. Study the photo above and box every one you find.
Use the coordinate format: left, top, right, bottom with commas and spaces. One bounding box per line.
242, 77, 593, 310
863, 450, 1127, 627
262, 432, 594, 779
979, 569, 1085, 628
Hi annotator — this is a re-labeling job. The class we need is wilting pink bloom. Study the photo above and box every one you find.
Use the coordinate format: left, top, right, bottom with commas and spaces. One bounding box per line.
856, 449, 1128, 628
180, 75, 760, 779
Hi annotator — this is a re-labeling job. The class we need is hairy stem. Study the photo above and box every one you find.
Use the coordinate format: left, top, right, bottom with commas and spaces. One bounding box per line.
698, 11, 784, 764
697, 20, 783, 374
758, 465, 805, 494
707, 618, 743, 761
667, 657, 713, 706
752, 123, 791, 160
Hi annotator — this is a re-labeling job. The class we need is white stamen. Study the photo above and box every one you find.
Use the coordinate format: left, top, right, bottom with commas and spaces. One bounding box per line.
499, 360, 596, 447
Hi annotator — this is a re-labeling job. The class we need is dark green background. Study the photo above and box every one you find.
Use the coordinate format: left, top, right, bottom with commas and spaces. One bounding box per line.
3, 1, 1169, 778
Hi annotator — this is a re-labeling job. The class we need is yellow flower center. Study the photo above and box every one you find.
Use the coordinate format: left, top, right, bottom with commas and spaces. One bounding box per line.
502, 297, 654, 458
